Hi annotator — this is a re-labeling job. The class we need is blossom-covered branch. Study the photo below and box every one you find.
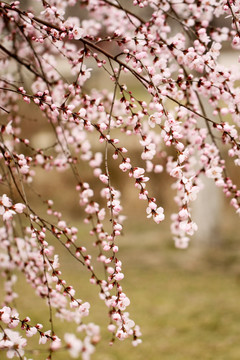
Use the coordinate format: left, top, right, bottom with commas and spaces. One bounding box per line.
0, 0, 240, 358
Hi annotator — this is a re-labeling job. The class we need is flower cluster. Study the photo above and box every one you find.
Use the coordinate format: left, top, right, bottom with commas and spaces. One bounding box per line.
0, 194, 25, 221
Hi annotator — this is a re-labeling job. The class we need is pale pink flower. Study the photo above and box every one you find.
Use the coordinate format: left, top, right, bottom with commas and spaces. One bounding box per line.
2, 329, 27, 358
26, 326, 38, 337
170, 166, 183, 178
114, 273, 124, 281
132, 338, 142, 346
99, 174, 108, 184
153, 207, 165, 224
51, 336, 61, 350
0, 306, 11, 323
2, 194, 12, 207
119, 160, 132, 172
179, 208, 189, 220
108, 324, 116, 332
19, 165, 29, 174
39, 330, 51, 344
148, 110, 163, 128
5, 121, 13, 134
13, 203, 26, 213
3, 210, 16, 221
72, 26, 84, 40
205, 166, 223, 179
64, 333, 83, 358
174, 236, 190, 249
132, 167, 145, 178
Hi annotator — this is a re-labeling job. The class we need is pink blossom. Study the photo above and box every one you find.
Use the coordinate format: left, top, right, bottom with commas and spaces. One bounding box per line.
26, 326, 38, 337
1, 329, 27, 358
153, 207, 165, 224
179, 207, 189, 220
13, 203, 26, 213
64, 333, 83, 358
114, 272, 124, 281
148, 110, 163, 128
3, 210, 16, 221
5, 121, 13, 134
39, 330, 51, 345
108, 324, 116, 332
119, 159, 132, 172
99, 174, 109, 184
174, 236, 190, 249
132, 338, 142, 346
132, 167, 145, 178
2, 194, 12, 207
206, 166, 223, 179
0, 306, 11, 323
170, 166, 183, 178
